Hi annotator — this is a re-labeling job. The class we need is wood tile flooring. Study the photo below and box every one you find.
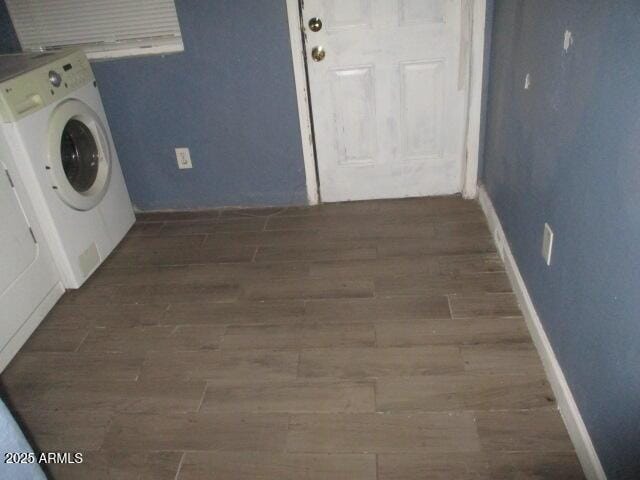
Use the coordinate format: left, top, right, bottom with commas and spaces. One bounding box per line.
0, 196, 585, 479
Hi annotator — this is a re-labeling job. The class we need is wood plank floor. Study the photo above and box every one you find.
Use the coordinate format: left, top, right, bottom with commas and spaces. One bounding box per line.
0, 196, 585, 479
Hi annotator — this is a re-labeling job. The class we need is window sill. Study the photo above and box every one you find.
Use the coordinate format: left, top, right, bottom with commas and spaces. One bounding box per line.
84, 39, 184, 61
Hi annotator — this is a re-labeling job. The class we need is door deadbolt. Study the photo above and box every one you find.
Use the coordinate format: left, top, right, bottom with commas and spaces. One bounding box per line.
308, 17, 323, 32
311, 46, 326, 62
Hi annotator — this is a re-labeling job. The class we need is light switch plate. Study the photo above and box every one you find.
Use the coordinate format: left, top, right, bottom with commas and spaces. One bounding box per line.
175, 148, 192, 169
542, 223, 554, 266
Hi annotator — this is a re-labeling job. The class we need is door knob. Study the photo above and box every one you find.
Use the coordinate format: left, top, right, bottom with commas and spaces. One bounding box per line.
308, 17, 323, 32
311, 46, 326, 62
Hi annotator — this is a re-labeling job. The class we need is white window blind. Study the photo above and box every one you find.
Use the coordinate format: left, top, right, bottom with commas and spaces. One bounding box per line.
5, 0, 184, 60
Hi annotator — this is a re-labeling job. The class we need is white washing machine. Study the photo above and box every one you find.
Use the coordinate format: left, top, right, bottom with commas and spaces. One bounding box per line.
0, 49, 135, 288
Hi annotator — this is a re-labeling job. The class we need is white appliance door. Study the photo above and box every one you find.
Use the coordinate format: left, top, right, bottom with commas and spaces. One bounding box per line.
0, 159, 60, 353
303, 0, 469, 202
47, 99, 112, 212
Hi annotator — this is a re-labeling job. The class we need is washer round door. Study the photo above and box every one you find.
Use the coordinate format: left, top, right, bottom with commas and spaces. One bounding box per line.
47, 99, 112, 211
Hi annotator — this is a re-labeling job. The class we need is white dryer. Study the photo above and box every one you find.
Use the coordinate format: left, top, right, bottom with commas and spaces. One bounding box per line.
0, 50, 135, 288
0, 132, 63, 371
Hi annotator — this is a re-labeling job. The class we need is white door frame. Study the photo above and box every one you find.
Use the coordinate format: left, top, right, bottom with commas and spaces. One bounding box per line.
286, 0, 487, 204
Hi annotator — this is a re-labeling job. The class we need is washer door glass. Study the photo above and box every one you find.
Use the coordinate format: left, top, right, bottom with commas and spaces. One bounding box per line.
60, 119, 100, 193
48, 99, 112, 211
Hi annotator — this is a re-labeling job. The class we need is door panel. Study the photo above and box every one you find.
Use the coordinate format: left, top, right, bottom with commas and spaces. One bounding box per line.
401, 60, 444, 160
324, 0, 372, 30
399, 0, 447, 25
303, 0, 469, 202
331, 66, 377, 165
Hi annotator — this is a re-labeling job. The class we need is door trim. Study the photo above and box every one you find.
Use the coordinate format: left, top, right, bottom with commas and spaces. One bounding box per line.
285, 0, 487, 204
462, 0, 487, 199
286, 0, 319, 205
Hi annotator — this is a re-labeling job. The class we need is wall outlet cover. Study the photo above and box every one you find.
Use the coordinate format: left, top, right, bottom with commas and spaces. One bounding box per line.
563, 30, 574, 52
542, 223, 554, 266
175, 148, 192, 169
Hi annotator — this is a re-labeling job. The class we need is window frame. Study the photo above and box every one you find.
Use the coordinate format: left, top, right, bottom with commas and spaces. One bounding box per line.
5, 0, 184, 61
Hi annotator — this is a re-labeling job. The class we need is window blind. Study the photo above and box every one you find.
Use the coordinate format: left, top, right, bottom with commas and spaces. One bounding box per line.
5, 0, 183, 60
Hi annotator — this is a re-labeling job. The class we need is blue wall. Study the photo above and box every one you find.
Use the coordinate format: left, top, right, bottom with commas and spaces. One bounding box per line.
0, 0, 19, 54
482, 1, 640, 477
0, 0, 308, 210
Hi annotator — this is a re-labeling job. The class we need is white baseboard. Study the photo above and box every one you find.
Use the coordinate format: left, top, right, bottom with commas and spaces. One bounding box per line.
477, 186, 606, 480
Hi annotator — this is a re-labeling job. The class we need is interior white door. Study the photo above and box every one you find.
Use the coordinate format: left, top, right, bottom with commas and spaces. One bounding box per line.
302, 0, 470, 202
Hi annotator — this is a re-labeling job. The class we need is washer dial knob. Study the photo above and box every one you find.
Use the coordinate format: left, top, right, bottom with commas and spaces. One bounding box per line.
48, 70, 62, 87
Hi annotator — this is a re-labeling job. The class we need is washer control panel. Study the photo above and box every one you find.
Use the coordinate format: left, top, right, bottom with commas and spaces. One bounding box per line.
0, 49, 95, 123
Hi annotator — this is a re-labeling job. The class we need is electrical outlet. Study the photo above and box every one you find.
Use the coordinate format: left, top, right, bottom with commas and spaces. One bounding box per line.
175, 148, 192, 169
563, 30, 574, 52
542, 223, 554, 266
